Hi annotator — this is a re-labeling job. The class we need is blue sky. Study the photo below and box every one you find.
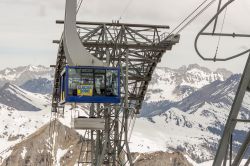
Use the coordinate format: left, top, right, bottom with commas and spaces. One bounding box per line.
0, 0, 249, 72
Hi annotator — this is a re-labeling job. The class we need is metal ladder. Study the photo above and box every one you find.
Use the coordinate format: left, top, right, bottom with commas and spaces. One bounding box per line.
78, 130, 94, 166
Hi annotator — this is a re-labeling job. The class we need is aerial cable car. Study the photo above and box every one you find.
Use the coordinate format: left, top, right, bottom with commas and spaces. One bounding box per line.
56, 0, 120, 130
60, 66, 120, 104
59, 0, 121, 105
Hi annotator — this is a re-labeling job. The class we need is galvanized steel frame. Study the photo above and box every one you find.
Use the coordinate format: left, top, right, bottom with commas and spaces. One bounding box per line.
52, 21, 179, 165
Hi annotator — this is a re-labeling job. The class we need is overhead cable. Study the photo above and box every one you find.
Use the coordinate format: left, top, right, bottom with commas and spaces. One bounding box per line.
167, 0, 217, 38
77, 0, 84, 14
213, 0, 229, 60
118, 0, 134, 21
168, 0, 210, 36
176, 0, 217, 34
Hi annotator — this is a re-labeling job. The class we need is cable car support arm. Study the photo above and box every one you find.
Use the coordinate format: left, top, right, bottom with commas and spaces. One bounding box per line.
51, 0, 180, 165
194, 0, 250, 61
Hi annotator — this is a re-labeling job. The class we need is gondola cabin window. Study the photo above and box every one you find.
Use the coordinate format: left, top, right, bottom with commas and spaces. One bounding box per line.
68, 68, 94, 96
60, 66, 120, 104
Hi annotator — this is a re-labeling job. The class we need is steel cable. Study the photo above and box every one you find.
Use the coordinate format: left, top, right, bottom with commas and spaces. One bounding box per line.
168, 0, 210, 36
175, 0, 217, 34
213, 0, 229, 60
118, 0, 134, 21
77, 0, 84, 14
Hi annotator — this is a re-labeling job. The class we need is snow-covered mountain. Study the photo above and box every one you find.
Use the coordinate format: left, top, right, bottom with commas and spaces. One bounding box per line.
0, 83, 51, 111
0, 84, 193, 165
0, 119, 192, 166
0, 64, 246, 165
146, 64, 232, 102
0, 85, 51, 157
0, 120, 84, 166
131, 74, 250, 163
141, 74, 240, 117
0, 65, 53, 87
20, 77, 53, 94
0, 64, 232, 98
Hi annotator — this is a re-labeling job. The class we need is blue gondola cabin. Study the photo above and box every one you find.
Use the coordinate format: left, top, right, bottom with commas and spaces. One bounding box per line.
60, 66, 121, 104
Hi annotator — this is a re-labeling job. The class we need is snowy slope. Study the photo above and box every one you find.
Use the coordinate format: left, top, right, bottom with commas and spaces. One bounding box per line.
0, 104, 51, 153
0, 83, 51, 111
131, 104, 249, 162
131, 107, 219, 162
0, 120, 84, 166
20, 77, 53, 94
141, 74, 242, 117
0, 85, 51, 156
0, 64, 242, 165
0, 65, 53, 87
185, 155, 249, 166
0, 80, 88, 164
145, 64, 232, 102
176, 74, 240, 112
0, 99, 92, 165
132, 74, 250, 163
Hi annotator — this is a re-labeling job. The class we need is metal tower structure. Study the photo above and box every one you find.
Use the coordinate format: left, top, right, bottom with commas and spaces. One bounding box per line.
194, 0, 250, 165
212, 55, 250, 166
51, 1, 180, 165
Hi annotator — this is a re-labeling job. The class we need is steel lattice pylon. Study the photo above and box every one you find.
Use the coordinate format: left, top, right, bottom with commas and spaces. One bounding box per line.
52, 21, 179, 165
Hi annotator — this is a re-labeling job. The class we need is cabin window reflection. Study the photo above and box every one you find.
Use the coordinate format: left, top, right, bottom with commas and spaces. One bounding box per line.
68, 68, 94, 97
106, 70, 118, 96
66, 68, 119, 98
94, 69, 106, 96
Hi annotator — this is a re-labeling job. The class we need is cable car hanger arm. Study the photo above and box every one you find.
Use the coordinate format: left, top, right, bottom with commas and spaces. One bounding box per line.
63, 0, 105, 66
194, 0, 250, 62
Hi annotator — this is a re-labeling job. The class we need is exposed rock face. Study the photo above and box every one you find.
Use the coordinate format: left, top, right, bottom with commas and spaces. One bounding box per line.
0, 119, 193, 166
133, 74, 250, 162
20, 78, 53, 94
0, 65, 53, 87
132, 151, 192, 166
0, 82, 51, 112
145, 64, 232, 103
0, 64, 239, 165
0, 83, 41, 111
0, 120, 86, 166
141, 74, 241, 117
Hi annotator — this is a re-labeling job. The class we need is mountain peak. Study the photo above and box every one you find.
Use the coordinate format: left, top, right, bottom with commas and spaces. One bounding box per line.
147, 64, 233, 102
176, 65, 187, 73
186, 64, 211, 73
0, 65, 54, 86
174, 64, 232, 79
215, 68, 233, 79
1, 120, 83, 165
25, 65, 49, 72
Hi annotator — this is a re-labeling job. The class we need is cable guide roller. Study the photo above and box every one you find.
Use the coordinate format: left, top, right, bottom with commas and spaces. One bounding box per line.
60, 66, 121, 104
